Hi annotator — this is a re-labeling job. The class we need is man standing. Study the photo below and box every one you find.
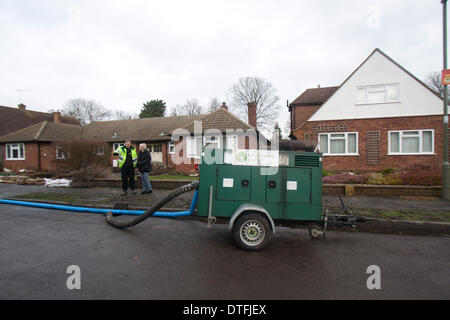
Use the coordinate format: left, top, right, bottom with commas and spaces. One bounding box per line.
137, 143, 152, 194
115, 140, 138, 196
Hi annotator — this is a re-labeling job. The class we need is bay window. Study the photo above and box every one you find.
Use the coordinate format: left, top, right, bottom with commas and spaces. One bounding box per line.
319, 132, 358, 155
6, 143, 25, 160
388, 130, 434, 154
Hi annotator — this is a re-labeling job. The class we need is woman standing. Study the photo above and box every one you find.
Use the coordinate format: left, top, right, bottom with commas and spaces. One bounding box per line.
137, 143, 152, 194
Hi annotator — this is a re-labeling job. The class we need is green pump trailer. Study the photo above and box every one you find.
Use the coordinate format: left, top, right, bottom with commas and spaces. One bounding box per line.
196, 148, 327, 250
104, 141, 356, 251
0, 141, 355, 251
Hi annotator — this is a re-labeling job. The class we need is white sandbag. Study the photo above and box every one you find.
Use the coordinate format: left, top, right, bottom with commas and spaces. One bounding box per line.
44, 178, 72, 187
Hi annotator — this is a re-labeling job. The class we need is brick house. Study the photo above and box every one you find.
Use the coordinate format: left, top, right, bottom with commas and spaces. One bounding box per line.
0, 121, 83, 172
288, 86, 338, 140
290, 48, 448, 173
0, 104, 80, 162
0, 103, 258, 174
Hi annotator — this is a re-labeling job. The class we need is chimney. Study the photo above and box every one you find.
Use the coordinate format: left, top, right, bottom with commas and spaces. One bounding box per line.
317, 84, 321, 88
221, 102, 228, 110
18, 103, 26, 110
53, 111, 61, 123
247, 102, 257, 128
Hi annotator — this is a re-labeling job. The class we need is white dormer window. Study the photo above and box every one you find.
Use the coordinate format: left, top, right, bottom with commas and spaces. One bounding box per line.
357, 84, 399, 105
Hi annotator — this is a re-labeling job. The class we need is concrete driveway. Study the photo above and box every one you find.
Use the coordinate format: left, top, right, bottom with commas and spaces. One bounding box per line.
0, 204, 449, 299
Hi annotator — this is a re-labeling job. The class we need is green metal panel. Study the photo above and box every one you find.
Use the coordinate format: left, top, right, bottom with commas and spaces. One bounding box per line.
265, 167, 285, 203
197, 149, 323, 222
216, 165, 252, 201
285, 167, 311, 204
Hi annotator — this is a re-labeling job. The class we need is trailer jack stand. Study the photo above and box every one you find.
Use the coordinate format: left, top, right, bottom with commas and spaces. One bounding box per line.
309, 201, 328, 240
207, 216, 217, 228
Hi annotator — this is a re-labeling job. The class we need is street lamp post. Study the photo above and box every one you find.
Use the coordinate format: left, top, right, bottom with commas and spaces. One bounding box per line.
442, 0, 449, 200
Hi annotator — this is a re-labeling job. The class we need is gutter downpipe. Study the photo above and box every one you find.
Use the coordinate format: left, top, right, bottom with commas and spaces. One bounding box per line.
442, 0, 450, 200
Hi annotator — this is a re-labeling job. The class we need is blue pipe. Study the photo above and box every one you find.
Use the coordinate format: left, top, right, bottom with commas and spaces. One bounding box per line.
0, 190, 199, 218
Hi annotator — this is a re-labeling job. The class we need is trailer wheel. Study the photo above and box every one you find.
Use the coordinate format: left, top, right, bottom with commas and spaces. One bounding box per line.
233, 213, 272, 251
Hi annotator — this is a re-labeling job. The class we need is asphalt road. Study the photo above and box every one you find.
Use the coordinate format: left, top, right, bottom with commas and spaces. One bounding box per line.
0, 204, 449, 299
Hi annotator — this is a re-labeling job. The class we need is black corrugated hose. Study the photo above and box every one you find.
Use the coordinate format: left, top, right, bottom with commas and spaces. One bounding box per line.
106, 180, 199, 229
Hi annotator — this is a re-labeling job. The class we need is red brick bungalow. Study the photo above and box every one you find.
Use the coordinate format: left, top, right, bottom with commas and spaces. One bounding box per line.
1, 103, 258, 174
0, 104, 80, 163
290, 48, 448, 173
0, 121, 83, 172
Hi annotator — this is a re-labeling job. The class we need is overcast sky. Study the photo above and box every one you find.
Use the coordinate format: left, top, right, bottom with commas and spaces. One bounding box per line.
0, 0, 447, 133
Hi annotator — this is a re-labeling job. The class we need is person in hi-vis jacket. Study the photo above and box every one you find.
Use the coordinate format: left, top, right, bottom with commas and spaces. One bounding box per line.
115, 140, 137, 196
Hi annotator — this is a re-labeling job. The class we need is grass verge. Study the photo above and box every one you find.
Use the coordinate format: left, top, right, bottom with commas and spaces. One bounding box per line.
331, 207, 450, 223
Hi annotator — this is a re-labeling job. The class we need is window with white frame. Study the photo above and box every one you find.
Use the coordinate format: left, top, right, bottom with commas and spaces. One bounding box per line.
113, 142, 125, 152
186, 136, 202, 158
94, 144, 105, 156
56, 144, 66, 160
388, 130, 434, 155
225, 135, 236, 150
168, 141, 175, 154
153, 144, 162, 152
319, 132, 358, 155
203, 135, 222, 150
357, 84, 399, 104
6, 143, 25, 160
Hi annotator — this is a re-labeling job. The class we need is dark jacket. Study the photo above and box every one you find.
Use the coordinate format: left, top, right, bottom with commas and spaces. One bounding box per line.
137, 149, 152, 172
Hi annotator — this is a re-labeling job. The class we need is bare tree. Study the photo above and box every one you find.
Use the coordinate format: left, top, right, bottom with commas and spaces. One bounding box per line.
56, 140, 110, 187
425, 71, 450, 99
229, 76, 280, 131
62, 98, 111, 125
170, 99, 203, 116
207, 97, 221, 113
282, 120, 291, 138
111, 110, 136, 120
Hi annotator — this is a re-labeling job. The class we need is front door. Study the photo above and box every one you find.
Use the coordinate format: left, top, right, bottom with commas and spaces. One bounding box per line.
148, 143, 163, 162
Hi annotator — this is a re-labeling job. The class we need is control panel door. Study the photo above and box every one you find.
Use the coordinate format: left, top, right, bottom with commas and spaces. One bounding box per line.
216, 165, 252, 201
285, 168, 311, 204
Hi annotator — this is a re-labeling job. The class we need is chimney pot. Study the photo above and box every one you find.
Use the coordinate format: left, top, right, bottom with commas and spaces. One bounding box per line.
317, 84, 321, 88
18, 103, 26, 110
247, 102, 257, 128
53, 111, 61, 123
221, 102, 228, 110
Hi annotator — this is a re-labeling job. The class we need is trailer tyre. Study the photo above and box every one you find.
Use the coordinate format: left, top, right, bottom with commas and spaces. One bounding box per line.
233, 213, 272, 251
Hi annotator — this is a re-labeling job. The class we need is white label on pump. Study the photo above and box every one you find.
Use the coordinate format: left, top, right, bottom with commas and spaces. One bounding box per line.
223, 178, 234, 188
287, 181, 298, 191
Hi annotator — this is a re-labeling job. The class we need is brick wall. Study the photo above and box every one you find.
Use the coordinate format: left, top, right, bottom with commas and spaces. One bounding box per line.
167, 138, 197, 174
1, 141, 66, 172
1, 142, 39, 171
291, 105, 321, 131
294, 115, 445, 172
